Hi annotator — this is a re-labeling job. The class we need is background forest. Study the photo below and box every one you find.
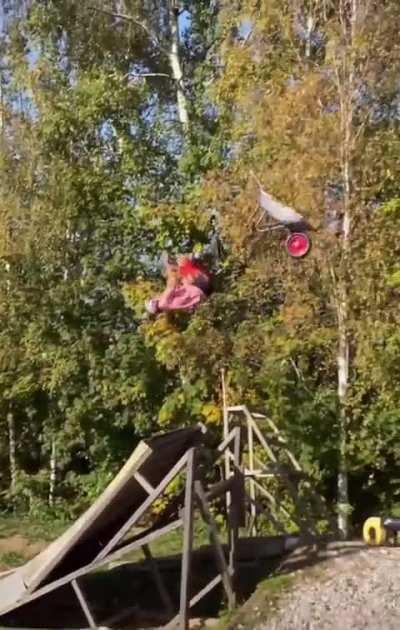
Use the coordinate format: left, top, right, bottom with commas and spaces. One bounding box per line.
0, 0, 400, 537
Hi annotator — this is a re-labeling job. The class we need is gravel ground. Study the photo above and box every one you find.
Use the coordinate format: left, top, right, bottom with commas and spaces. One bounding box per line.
258, 544, 400, 630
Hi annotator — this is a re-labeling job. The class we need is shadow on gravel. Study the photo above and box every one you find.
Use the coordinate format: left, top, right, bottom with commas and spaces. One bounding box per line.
278, 540, 367, 575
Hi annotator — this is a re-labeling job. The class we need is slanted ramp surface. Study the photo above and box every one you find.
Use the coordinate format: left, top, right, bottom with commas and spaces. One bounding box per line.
0, 425, 204, 617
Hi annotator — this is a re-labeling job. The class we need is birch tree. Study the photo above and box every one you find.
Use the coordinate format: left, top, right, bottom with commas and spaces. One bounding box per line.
332, 0, 358, 539
85, 0, 191, 131
208, 0, 400, 536
0, 0, 215, 511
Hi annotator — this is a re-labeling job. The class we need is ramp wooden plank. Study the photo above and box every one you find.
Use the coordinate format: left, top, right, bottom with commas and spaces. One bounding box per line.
0, 425, 204, 611
22, 439, 152, 593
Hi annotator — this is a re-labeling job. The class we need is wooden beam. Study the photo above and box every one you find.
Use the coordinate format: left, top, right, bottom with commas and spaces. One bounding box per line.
228, 473, 243, 587
134, 471, 155, 494
246, 512, 256, 536
247, 413, 278, 463
265, 416, 302, 471
142, 544, 174, 616
229, 427, 242, 586
166, 574, 226, 629
217, 428, 239, 454
95, 450, 190, 561
247, 416, 257, 536
206, 477, 235, 501
189, 574, 223, 608
102, 604, 140, 628
0, 518, 184, 617
221, 372, 232, 519
232, 426, 241, 468
245, 489, 286, 535
195, 480, 235, 609
255, 469, 314, 536
71, 579, 97, 629
252, 479, 300, 527
179, 448, 196, 630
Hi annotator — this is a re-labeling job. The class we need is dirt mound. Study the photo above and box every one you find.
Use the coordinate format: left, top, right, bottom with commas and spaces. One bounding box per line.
265, 545, 400, 629
223, 542, 400, 630
0, 535, 46, 570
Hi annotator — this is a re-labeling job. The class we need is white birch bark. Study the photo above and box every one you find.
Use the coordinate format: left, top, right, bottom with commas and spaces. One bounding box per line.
0, 77, 4, 135
167, 1, 190, 131
335, 0, 359, 538
49, 437, 57, 507
337, 290, 350, 537
7, 411, 17, 493
112, 0, 190, 131
305, 14, 314, 59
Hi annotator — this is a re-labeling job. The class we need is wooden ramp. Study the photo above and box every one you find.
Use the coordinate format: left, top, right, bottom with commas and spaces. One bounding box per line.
0, 425, 205, 620
0, 404, 329, 630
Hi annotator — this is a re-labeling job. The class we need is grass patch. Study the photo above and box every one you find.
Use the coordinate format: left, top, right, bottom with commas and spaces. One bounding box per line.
216, 573, 295, 629
0, 514, 70, 544
258, 573, 293, 595
0, 551, 27, 567
112, 520, 223, 565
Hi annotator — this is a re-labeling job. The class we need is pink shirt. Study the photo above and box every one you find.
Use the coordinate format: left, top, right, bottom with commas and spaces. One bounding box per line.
158, 284, 205, 312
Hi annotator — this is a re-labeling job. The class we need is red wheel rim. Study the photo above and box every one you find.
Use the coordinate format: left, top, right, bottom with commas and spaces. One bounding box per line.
285, 232, 311, 258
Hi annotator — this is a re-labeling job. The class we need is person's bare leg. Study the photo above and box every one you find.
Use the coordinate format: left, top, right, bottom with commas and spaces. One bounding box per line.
146, 262, 180, 315
164, 264, 179, 289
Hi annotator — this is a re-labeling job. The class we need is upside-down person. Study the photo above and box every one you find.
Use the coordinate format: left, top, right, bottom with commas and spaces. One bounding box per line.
145, 255, 212, 315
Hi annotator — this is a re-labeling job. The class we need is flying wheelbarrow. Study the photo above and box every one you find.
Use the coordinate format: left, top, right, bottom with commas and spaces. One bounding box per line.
252, 174, 312, 258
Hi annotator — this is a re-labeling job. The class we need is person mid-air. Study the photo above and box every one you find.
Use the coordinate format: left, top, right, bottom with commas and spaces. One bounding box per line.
145, 255, 212, 315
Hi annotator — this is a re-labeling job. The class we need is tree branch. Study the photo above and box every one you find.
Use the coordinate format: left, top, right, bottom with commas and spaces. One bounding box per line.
124, 72, 172, 80
88, 5, 170, 57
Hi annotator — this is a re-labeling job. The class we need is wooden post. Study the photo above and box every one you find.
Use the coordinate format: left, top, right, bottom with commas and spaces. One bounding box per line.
228, 427, 242, 588
195, 480, 235, 610
221, 369, 233, 584
233, 426, 241, 468
142, 543, 174, 616
247, 415, 257, 536
95, 450, 190, 561
179, 448, 196, 630
71, 579, 97, 629
221, 370, 232, 512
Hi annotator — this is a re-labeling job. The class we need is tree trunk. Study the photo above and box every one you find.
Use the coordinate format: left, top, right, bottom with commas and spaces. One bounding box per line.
337, 292, 349, 537
7, 411, 17, 493
49, 437, 57, 507
335, 0, 359, 539
336, 113, 352, 538
167, 1, 190, 131
108, 0, 190, 131
305, 14, 314, 59
0, 77, 4, 135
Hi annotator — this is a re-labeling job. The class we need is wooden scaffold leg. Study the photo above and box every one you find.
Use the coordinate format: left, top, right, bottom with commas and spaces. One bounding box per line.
179, 447, 196, 630
71, 578, 97, 629
195, 480, 236, 610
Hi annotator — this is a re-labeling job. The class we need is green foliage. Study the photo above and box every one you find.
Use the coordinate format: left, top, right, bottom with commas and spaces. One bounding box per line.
0, 0, 399, 530
0, 513, 69, 543
0, 551, 26, 567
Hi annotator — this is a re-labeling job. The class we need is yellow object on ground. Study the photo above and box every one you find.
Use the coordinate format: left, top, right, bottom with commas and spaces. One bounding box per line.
363, 516, 387, 545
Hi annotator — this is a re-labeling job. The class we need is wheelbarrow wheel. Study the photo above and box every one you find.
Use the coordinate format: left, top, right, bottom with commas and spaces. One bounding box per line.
285, 232, 311, 258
